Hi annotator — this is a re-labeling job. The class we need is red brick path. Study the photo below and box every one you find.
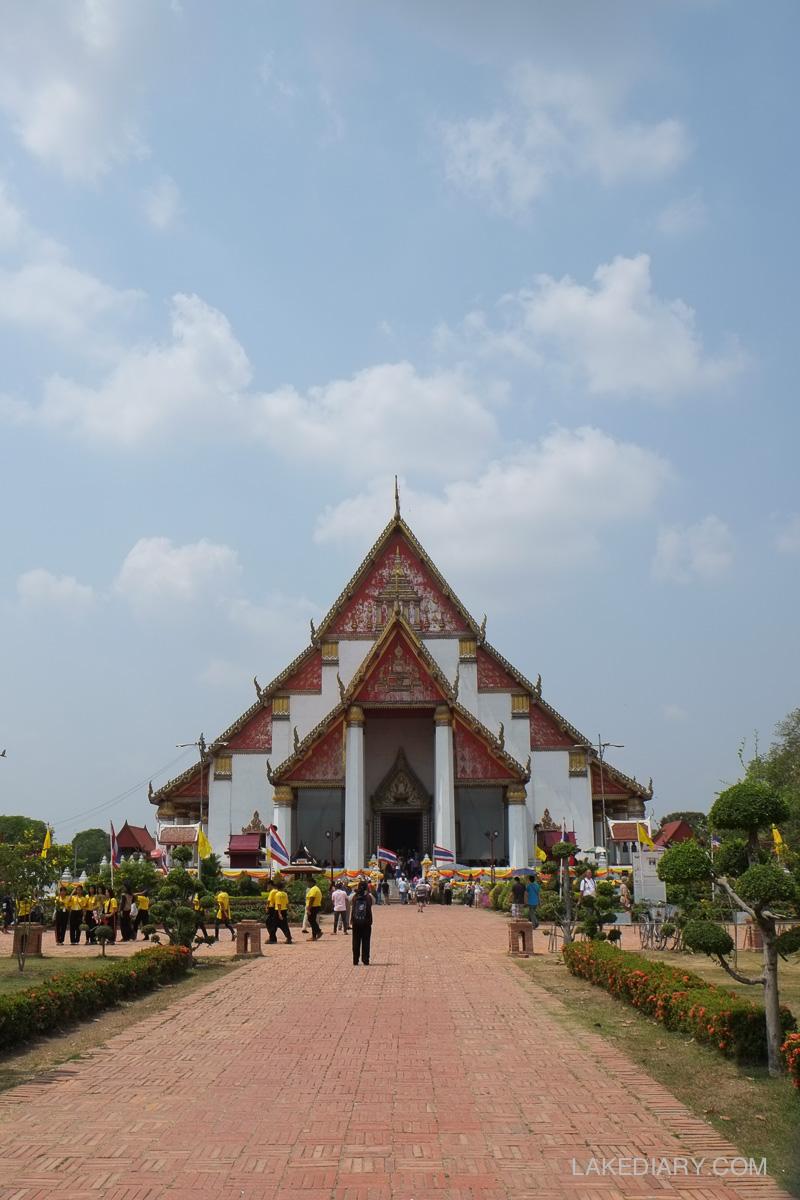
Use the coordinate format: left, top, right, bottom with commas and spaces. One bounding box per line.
0, 907, 790, 1200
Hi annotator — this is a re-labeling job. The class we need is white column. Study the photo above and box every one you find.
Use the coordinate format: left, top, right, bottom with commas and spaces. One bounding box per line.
272, 786, 294, 859
507, 784, 529, 869
434, 705, 456, 857
344, 706, 366, 869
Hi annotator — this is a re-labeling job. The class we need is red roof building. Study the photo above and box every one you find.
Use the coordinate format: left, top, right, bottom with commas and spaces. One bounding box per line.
116, 821, 156, 856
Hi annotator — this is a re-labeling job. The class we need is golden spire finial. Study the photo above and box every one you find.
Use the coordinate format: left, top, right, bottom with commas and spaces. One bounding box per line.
394, 475, 400, 519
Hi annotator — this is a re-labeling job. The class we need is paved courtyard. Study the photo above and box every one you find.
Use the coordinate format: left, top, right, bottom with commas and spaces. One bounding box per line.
0, 907, 790, 1200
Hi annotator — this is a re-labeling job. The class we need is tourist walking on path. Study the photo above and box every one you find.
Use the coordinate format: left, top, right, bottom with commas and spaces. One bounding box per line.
331, 882, 349, 933
271, 880, 292, 943
351, 879, 373, 965
397, 874, 409, 905
526, 874, 540, 928
193, 892, 210, 940
265, 885, 278, 943
579, 868, 596, 905
133, 891, 150, 937
214, 889, 235, 941
305, 879, 323, 940
510, 877, 526, 919
415, 878, 430, 911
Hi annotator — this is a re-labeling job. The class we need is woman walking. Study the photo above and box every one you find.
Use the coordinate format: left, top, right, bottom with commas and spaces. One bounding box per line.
351, 879, 374, 966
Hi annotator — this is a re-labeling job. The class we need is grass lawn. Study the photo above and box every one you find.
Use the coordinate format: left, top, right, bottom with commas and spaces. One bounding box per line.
622, 944, 800, 1015
515, 949, 800, 1197
0, 952, 114, 995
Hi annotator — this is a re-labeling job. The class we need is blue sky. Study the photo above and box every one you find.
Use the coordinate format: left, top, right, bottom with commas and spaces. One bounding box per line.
0, 1, 798, 840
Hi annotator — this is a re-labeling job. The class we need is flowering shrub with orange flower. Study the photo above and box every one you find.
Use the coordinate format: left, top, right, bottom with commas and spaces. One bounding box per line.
0, 945, 191, 1052
562, 941, 796, 1066
782, 1032, 800, 1089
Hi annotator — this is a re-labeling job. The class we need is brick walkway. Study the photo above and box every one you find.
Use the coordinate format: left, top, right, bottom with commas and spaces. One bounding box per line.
0, 907, 790, 1200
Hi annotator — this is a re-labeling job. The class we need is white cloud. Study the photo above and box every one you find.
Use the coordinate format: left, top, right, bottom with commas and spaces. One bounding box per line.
441, 254, 744, 400
316, 427, 670, 580
34, 294, 251, 444
775, 515, 800, 555
17, 568, 95, 610
114, 536, 241, 611
252, 362, 499, 480
142, 175, 181, 231
440, 65, 689, 214
652, 516, 734, 584
663, 703, 688, 723
656, 191, 707, 237
0, 3, 154, 180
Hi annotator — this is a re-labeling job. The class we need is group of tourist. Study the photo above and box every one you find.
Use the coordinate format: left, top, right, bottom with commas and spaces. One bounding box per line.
261, 876, 376, 965
52, 884, 151, 944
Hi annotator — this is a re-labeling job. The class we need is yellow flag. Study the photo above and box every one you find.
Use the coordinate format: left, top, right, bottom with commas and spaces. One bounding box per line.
637, 823, 655, 850
40, 828, 51, 859
772, 825, 784, 854
534, 843, 547, 862
197, 827, 213, 860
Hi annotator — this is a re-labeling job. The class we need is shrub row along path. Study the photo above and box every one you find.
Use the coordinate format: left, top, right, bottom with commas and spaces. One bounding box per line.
0, 907, 791, 1200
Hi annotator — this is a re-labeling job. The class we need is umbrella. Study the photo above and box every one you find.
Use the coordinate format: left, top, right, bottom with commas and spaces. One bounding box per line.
509, 867, 537, 878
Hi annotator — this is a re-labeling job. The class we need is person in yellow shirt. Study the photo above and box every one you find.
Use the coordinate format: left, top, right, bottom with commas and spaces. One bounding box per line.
54, 886, 70, 945
271, 881, 292, 944
84, 885, 100, 944
265, 886, 278, 944
214, 890, 235, 941
133, 892, 150, 939
102, 887, 118, 943
193, 892, 210, 939
16, 897, 32, 922
68, 885, 85, 945
305, 881, 323, 941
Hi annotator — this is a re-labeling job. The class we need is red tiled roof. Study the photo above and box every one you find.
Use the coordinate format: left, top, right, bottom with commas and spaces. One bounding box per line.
653, 819, 694, 848
228, 833, 262, 854
607, 820, 645, 842
117, 822, 156, 852
159, 826, 197, 846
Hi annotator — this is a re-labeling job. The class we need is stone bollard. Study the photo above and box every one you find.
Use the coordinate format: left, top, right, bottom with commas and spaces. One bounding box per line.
235, 920, 263, 957
507, 918, 534, 958
11, 923, 44, 958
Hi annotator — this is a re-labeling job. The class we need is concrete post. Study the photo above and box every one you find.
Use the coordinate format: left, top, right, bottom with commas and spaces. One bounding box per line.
433, 705, 456, 858
507, 783, 529, 869
272, 786, 294, 860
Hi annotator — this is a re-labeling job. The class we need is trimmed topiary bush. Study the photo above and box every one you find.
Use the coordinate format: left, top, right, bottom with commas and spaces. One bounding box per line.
682, 919, 734, 957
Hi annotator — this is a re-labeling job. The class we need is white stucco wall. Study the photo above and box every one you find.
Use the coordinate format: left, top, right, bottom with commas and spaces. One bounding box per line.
423, 637, 459, 686
338, 639, 374, 686
457, 660, 478, 718
531, 750, 594, 850
476, 690, 511, 746
208, 753, 272, 866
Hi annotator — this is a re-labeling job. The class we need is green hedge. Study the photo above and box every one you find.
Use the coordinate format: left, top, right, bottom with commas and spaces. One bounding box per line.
0, 946, 192, 1052
562, 940, 796, 1065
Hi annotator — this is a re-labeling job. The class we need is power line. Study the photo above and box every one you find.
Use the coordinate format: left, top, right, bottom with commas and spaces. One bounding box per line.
51, 748, 194, 830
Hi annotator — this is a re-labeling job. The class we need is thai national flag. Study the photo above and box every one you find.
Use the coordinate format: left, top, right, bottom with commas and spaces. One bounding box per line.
433, 844, 455, 863
110, 822, 121, 868
377, 846, 397, 865
710, 834, 721, 850
267, 825, 290, 867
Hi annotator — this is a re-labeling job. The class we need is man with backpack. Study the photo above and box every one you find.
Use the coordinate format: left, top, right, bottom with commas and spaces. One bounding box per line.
351, 878, 373, 965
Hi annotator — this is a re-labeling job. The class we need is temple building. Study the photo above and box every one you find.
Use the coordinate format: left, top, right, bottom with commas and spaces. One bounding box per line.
150, 502, 651, 869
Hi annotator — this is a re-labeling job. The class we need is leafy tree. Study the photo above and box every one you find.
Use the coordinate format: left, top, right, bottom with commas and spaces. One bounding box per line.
745, 710, 800, 855
0, 815, 47, 845
549, 842, 579, 944
577, 879, 618, 940
0, 835, 70, 971
72, 828, 110, 873
658, 777, 799, 1077
98, 857, 159, 895
658, 811, 709, 843
198, 852, 224, 894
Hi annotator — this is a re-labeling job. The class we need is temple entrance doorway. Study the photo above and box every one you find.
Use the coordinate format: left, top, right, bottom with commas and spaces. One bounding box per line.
379, 810, 423, 861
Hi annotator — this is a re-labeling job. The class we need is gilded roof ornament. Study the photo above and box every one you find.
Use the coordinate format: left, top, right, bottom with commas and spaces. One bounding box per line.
394, 474, 400, 519
293, 726, 300, 752
535, 673, 542, 698
198, 733, 207, 757
148, 780, 153, 800
309, 618, 318, 644
453, 663, 460, 700
253, 675, 263, 700
336, 671, 346, 703
266, 759, 275, 785
524, 754, 531, 783
648, 777, 654, 797
498, 721, 505, 749
479, 613, 487, 644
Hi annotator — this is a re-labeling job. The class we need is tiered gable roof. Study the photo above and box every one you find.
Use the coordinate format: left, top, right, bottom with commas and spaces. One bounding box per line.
317, 515, 480, 640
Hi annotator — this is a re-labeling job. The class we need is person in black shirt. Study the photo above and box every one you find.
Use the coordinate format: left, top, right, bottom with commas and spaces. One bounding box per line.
351, 879, 374, 966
